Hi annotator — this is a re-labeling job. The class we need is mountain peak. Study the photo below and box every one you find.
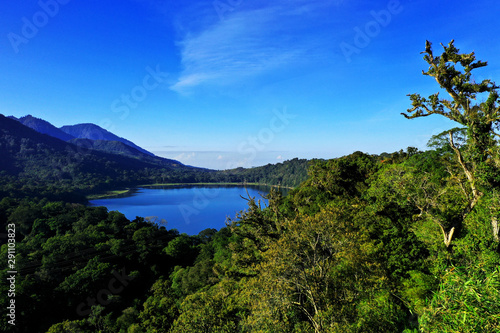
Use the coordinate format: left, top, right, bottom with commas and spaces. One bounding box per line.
60, 123, 155, 156
20, 114, 36, 119
9, 114, 156, 157
15, 115, 76, 141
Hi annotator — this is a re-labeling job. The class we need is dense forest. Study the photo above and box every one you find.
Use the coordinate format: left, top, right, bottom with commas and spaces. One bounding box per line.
1, 40, 500, 332
219, 158, 311, 188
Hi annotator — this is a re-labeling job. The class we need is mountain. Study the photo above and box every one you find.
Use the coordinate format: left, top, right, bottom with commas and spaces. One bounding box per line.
0, 114, 72, 175
60, 123, 154, 156
68, 138, 184, 168
16, 115, 76, 141
10, 115, 158, 159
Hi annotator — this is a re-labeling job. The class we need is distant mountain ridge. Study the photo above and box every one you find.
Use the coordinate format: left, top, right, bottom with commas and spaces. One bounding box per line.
9, 115, 155, 157
68, 138, 184, 167
5, 114, 187, 168
60, 123, 155, 157
16, 115, 76, 141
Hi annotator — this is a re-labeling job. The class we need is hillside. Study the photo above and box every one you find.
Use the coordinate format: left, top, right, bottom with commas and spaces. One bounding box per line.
68, 138, 185, 168
9, 114, 185, 168
16, 115, 76, 141
60, 123, 154, 156
222, 158, 311, 188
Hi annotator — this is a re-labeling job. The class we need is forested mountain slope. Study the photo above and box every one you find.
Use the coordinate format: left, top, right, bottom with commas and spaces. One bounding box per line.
68, 138, 185, 168
60, 123, 155, 157
16, 115, 76, 141
222, 158, 310, 188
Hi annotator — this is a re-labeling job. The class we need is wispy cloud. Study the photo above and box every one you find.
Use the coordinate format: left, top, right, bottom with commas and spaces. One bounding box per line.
174, 152, 196, 161
170, 0, 340, 93
154, 148, 294, 169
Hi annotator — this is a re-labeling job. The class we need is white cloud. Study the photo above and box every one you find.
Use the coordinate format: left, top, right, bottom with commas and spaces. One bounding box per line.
170, 1, 339, 93
174, 152, 196, 161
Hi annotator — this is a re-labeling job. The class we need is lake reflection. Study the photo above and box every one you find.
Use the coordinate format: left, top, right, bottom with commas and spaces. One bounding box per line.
89, 185, 271, 235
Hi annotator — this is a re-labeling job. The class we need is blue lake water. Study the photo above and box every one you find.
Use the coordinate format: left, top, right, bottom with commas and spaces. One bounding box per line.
89, 185, 270, 235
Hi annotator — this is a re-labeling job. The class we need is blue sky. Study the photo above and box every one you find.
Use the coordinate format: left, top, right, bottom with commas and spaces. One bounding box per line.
1, 0, 500, 169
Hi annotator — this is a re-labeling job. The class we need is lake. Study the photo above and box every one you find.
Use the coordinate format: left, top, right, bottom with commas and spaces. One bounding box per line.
89, 185, 271, 235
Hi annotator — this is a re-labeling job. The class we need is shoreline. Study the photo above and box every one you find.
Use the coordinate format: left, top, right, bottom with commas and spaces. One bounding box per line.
87, 182, 293, 200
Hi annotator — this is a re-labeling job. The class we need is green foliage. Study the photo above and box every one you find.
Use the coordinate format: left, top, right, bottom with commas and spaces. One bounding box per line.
138, 279, 178, 332
403, 40, 500, 246
221, 158, 310, 188
163, 233, 200, 266
0, 200, 190, 332
287, 151, 378, 215
170, 279, 246, 333
419, 264, 500, 332
245, 202, 407, 332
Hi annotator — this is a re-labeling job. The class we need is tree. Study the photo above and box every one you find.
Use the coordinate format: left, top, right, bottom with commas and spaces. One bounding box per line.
402, 40, 500, 244
138, 279, 178, 332
169, 280, 244, 333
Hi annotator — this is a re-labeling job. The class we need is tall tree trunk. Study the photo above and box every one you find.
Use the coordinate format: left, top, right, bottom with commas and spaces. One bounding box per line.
492, 216, 499, 242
